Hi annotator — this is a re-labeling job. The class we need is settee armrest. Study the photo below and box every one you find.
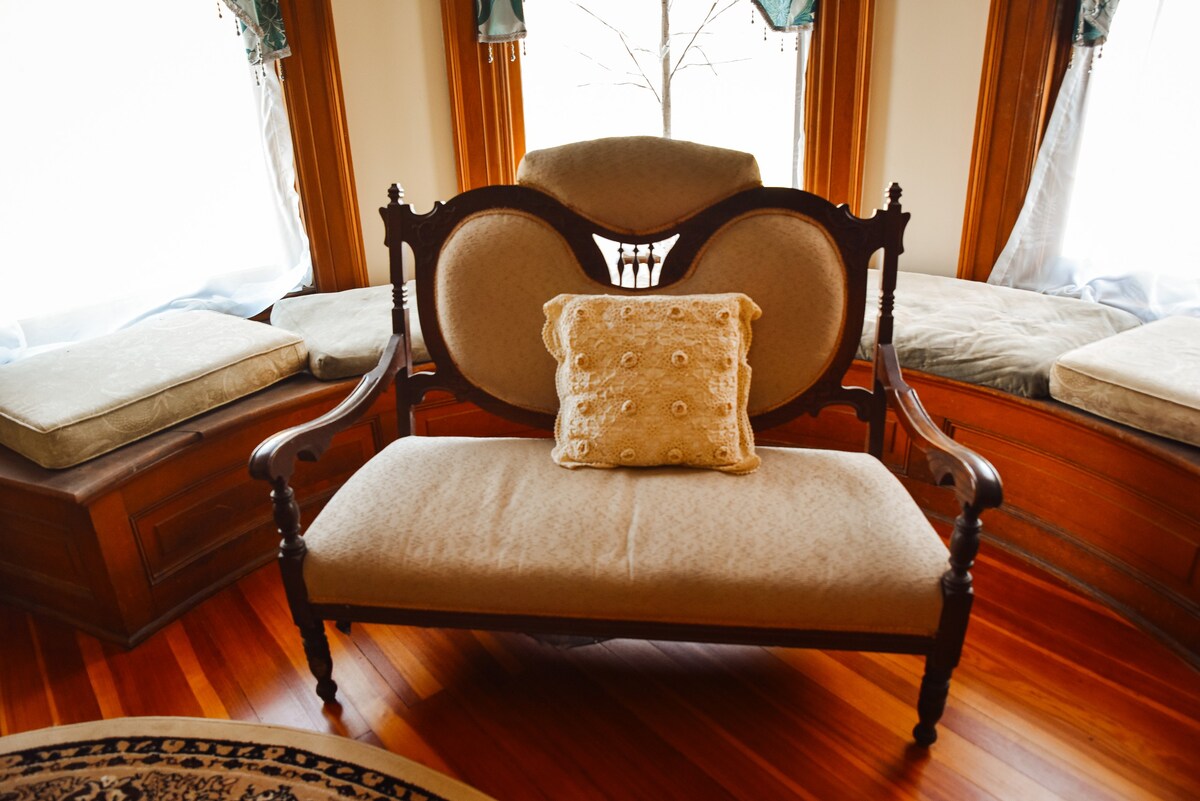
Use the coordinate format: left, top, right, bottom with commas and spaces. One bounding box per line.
876, 344, 1003, 515
250, 335, 404, 486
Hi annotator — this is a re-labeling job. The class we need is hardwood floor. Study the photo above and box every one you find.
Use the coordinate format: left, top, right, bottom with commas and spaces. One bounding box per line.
1, 546, 1197, 800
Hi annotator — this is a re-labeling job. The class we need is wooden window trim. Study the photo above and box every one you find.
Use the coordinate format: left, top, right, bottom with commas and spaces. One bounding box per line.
439, 0, 872, 205
440, 0, 525, 191
956, 0, 1075, 282
804, 0, 874, 214
278, 0, 369, 291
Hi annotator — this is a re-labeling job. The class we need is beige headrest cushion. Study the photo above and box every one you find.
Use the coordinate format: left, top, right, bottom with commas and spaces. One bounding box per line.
516, 137, 762, 236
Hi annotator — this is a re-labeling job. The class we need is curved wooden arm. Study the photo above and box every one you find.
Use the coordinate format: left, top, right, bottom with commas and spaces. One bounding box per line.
249, 335, 405, 485
876, 344, 1003, 515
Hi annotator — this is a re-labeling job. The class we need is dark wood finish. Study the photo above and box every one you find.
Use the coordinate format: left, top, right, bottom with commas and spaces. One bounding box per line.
0, 375, 398, 647
804, 0, 875, 212
957, 0, 1076, 281
278, 0, 369, 291
440, 0, 525, 191
3, 550, 1198, 800
386, 184, 900, 434
251, 175, 1001, 746
781, 360, 1200, 668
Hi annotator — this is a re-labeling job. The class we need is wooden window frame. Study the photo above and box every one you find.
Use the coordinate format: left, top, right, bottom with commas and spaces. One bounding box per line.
956, 0, 1075, 282
440, 0, 873, 208
278, 0, 369, 292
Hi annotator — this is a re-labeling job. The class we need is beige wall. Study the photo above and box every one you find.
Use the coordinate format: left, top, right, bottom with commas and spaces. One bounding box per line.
330, 0, 458, 286
862, 0, 991, 276
327, 1, 990, 282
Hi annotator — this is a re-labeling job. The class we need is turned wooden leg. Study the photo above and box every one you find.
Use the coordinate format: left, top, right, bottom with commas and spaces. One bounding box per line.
299, 622, 338, 702
913, 508, 982, 746
912, 659, 954, 746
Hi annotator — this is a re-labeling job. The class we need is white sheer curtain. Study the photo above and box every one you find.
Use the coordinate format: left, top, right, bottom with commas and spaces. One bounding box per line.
989, 0, 1199, 321
0, 1, 311, 364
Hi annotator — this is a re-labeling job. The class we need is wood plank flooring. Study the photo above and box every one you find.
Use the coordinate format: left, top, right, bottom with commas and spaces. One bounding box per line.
2, 546, 1197, 800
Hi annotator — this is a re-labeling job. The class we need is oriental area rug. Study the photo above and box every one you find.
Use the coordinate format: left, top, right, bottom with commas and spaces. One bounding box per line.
0, 716, 494, 801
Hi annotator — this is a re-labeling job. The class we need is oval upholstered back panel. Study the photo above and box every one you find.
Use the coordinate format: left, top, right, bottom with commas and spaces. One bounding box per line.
433, 207, 849, 417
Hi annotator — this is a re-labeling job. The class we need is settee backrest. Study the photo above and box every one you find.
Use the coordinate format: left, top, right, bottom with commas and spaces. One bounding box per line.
385, 137, 905, 431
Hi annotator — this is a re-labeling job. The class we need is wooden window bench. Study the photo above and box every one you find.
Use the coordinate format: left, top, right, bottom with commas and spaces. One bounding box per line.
0, 372, 537, 647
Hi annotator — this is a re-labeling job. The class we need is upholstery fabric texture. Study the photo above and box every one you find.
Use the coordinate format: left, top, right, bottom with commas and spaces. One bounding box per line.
271, 282, 429, 380
0, 311, 306, 469
1050, 316, 1200, 446
543, 293, 762, 474
858, 270, 1142, 397
303, 437, 949, 636
516, 136, 762, 236
435, 209, 848, 417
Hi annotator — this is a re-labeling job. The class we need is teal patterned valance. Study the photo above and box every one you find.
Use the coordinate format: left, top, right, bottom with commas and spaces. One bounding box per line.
477, 0, 526, 44
1074, 0, 1120, 47
221, 0, 290, 65
752, 0, 817, 31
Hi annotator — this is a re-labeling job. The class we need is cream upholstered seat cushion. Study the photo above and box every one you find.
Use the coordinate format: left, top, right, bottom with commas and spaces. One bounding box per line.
303, 437, 949, 636
1050, 316, 1200, 446
271, 282, 429, 380
0, 311, 306, 469
858, 271, 1142, 397
543, 293, 761, 473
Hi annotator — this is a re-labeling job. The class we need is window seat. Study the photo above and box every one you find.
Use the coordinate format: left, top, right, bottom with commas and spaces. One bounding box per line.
0, 310, 520, 646
857, 271, 1143, 398
0, 373, 399, 646
0, 312, 308, 469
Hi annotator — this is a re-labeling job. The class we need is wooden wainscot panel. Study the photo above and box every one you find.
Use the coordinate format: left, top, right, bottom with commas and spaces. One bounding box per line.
947, 422, 1198, 590
772, 361, 1200, 665
0, 492, 99, 627
128, 421, 377, 587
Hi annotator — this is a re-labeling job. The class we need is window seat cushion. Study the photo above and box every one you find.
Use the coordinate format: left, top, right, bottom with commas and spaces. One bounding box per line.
1050, 316, 1200, 447
271, 282, 429, 380
0, 311, 307, 469
857, 271, 1142, 397
302, 436, 949, 636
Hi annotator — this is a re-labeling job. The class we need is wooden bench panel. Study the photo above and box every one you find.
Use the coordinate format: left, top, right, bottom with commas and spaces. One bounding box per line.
773, 361, 1200, 667
0, 376, 400, 647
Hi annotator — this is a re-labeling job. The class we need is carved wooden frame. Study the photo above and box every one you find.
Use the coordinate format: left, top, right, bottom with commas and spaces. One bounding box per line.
956, 0, 1076, 281
251, 179, 1002, 746
387, 186, 884, 435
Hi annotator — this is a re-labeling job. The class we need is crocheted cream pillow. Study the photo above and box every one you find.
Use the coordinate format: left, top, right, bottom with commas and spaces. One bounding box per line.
543, 293, 762, 474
